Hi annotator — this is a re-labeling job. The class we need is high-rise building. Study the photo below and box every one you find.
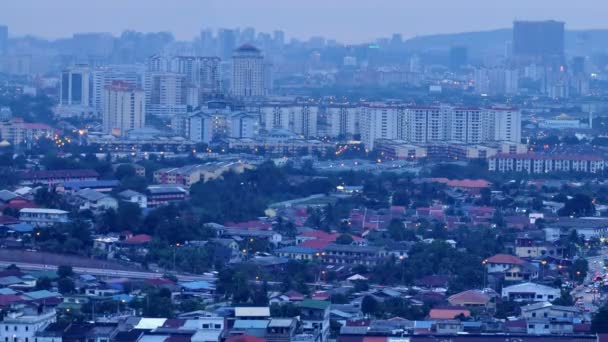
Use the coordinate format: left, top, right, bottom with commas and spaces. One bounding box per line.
218, 29, 237, 60
513, 21, 565, 63
273, 30, 285, 50
103, 81, 145, 136
291, 103, 318, 138
148, 55, 222, 99
60, 65, 91, 107
326, 104, 358, 138
260, 103, 290, 131
92, 65, 145, 114
144, 72, 187, 117
0, 25, 7, 56
359, 104, 403, 150
231, 44, 267, 99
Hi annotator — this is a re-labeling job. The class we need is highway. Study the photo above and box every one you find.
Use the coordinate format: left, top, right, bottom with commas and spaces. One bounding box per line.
0, 261, 216, 283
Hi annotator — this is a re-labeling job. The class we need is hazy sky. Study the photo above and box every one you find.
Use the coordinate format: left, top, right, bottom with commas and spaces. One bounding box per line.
0, 0, 605, 42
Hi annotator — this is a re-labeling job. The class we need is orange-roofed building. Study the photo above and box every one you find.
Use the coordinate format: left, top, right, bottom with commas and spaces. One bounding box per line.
428, 307, 471, 320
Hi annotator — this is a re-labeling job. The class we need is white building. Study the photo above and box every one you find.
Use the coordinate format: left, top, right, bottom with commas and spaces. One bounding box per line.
486, 107, 522, 143
501, 282, 560, 302
117, 190, 147, 209
92, 64, 145, 114
260, 103, 290, 132
358, 103, 403, 150
326, 104, 358, 138
291, 104, 318, 138
102, 81, 145, 136
144, 72, 187, 118
19, 208, 70, 227
0, 306, 56, 342
148, 55, 221, 98
231, 44, 266, 99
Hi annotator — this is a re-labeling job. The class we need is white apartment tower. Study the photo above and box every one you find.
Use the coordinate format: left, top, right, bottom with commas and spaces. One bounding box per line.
260, 103, 290, 131
102, 81, 145, 136
359, 104, 403, 150
144, 72, 187, 117
291, 104, 318, 138
326, 104, 358, 138
232, 44, 266, 98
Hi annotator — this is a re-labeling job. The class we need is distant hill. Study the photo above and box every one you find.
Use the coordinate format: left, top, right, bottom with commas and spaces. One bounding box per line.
402, 28, 608, 55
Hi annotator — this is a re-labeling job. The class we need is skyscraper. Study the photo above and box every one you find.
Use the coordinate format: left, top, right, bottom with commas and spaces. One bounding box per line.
0, 25, 7, 56
218, 29, 237, 60
103, 81, 145, 136
231, 44, 266, 99
144, 72, 187, 117
513, 20, 565, 63
60, 65, 91, 107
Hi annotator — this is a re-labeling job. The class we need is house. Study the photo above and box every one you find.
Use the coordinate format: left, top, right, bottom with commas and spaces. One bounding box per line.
117, 190, 147, 209
484, 253, 538, 281
321, 244, 387, 266
146, 185, 188, 208
74, 189, 118, 211
19, 208, 69, 227
265, 318, 297, 342
0, 304, 57, 342
297, 300, 330, 342
447, 290, 493, 309
276, 246, 319, 261
428, 306, 471, 320
234, 307, 271, 320
62, 180, 120, 193
520, 302, 582, 320
501, 282, 560, 303
515, 238, 561, 258
19, 169, 99, 186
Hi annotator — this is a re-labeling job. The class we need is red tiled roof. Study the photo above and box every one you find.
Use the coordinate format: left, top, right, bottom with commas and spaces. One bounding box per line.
448, 290, 490, 306
124, 234, 152, 244
162, 319, 185, 328
299, 239, 330, 249
145, 278, 175, 286
0, 216, 20, 225
0, 294, 24, 307
485, 254, 525, 265
226, 335, 266, 342
428, 307, 470, 320
20, 169, 100, 180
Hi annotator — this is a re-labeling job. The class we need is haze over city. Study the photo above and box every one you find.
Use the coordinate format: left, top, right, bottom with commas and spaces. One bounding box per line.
3, 2, 608, 342
1, 0, 608, 42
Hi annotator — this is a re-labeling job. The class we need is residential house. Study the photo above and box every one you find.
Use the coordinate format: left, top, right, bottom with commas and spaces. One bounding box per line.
321, 244, 387, 266
117, 190, 147, 209
501, 282, 560, 303
447, 290, 494, 310
520, 302, 582, 320
297, 300, 330, 342
73, 189, 118, 211
19, 208, 69, 227
484, 254, 538, 282
0, 304, 57, 342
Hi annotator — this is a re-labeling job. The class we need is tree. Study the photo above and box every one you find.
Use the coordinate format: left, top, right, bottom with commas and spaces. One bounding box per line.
35, 277, 52, 290
559, 194, 595, 217
361, 295, 378, 316
592, 304, 608, 333
57, 265, 74, 278
552, 290, 574, 306
335, 234, 354, 245
115, 164, 136, 180
388, 219, 416, 241
58, 277, 76, 294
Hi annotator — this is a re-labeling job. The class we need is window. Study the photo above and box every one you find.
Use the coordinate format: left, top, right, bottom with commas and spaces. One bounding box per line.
544, 325, 549, 329
528, 324, 534, 329
4, 326, 7, 331
543, 313, 548, 318
25, 327, 28, 332
532, 313, 536, 317
14, 326, 17, 331
202, 324, 209, 329
214, 324, 221, 329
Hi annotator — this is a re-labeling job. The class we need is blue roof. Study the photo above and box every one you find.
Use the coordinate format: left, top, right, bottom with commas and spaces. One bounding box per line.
5, 223, 34, 233
277, 246, 318, 254
233, 320, 269, 329
0, 288, 17, 295
180, 281, 215, 291
24, 290, 61, 300
63, 180, 120, 190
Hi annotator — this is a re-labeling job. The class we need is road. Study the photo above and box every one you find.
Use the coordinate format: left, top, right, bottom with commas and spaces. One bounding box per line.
0, 261, 215, 283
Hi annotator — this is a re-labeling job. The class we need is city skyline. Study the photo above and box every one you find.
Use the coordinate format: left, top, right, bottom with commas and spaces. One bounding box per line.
1, 0, 607, 43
